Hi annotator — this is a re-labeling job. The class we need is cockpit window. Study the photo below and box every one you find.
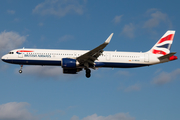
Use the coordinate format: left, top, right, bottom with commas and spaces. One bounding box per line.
8, 52, 14, 54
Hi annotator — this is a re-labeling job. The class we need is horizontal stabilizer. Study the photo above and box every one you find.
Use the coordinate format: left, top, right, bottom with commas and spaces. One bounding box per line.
158, 52, 176, 60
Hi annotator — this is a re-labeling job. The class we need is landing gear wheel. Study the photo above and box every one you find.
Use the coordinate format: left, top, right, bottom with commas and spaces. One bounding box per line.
86, 73, 91, 78
19, 70, 22, 73
19, 65, 23, 74
86, 69, 91, 78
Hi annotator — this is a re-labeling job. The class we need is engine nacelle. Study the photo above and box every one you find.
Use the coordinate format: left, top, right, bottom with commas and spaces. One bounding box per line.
61, 58, 79, 68
63, 68, 82, 74
63, 68, 77, 74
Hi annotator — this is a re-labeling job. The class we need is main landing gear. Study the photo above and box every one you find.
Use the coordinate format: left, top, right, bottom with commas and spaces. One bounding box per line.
19, 65, 23, 74
85, 68, 91, 78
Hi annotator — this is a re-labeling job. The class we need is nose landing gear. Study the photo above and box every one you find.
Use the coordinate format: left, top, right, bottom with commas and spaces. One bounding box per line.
19, 65, 23, 74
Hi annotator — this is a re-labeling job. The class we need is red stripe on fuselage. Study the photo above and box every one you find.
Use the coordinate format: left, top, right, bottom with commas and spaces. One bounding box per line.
158, 34, 174, 44
17, 50, 34, 52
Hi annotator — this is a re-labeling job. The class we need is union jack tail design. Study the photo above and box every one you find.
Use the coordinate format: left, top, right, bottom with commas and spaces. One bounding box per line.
148, 30, 175, 55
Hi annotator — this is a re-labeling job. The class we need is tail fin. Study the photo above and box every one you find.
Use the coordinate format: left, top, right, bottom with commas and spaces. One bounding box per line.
148, 30, 175, 55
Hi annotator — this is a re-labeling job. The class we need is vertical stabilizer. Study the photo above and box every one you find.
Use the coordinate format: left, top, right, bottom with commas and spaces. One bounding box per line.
147, 30, 175, 55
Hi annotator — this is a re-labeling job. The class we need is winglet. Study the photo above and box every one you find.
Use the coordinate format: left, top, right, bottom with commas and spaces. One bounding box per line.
105, 33, 114, 44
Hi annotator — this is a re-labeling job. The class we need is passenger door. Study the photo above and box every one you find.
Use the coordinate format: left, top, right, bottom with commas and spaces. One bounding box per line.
106, 53, 111, 61
18, 54, 23, 58
144, 53, 149, 62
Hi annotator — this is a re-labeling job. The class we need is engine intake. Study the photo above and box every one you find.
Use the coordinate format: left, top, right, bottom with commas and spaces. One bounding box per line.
61, 58, 79, 68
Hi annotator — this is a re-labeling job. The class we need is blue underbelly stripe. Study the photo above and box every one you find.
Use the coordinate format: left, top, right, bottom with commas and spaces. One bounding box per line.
95, 62, 148, 68
2, 59, 61, 66
2, 59, 149, 68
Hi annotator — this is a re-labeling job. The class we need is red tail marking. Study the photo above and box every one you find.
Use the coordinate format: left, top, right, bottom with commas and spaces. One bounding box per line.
152, 49, 166, 55
158, 34, 174, 44
169, 56, 178, 61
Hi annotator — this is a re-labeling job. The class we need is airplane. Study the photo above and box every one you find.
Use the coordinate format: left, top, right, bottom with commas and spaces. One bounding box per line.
1, 30, 178, 78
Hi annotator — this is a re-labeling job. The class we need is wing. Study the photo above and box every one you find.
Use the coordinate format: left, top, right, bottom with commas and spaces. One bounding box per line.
76, 33, 113, 68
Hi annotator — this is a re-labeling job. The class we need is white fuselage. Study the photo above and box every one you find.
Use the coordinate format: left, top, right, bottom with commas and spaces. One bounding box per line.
1, 31, 176, 78
1, 48, 161, 68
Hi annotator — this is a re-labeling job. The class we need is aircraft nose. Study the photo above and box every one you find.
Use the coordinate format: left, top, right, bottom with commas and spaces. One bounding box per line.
1, 55, 7, 62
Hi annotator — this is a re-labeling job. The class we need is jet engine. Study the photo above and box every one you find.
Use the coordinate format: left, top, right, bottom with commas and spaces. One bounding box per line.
61, 58, 79, 68
61, 58, 81, 74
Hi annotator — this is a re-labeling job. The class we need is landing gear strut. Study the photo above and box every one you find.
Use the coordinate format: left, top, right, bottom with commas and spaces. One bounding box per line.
85, 68, 91, 78
19, 65, 23, 74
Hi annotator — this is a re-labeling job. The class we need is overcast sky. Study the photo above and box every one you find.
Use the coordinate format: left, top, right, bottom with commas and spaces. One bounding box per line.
0, 0, 180, 120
